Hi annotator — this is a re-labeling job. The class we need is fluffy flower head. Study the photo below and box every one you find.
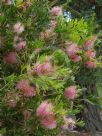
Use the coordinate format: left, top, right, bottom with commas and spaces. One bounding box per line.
3, 52, 17, 65
34, 60, 53, 75
66, 43, 79, 58
51, 6, 63, 16
85, 61, 97, 69
85, 50, 96, 59
36, 101, 54, 118
64, 86, 77, 100
84, 36, 97, 50
71, 55, 82, 62
41, 116, 57, 129
14, 22, 24, 34
16, 80, 36, 97
14, 41, 26, 51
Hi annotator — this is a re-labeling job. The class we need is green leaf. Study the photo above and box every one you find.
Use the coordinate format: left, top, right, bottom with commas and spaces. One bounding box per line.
15, 0, 23, 6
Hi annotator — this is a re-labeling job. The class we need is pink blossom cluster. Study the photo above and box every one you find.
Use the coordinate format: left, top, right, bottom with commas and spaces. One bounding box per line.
51, 6, 63, 17
13, 22, 26, 52
14, 40, 26, 52
85, 50, 96, 59
66, 43, 81, 62
84, 36, 97, 50
40, 9, 58, 41
34, 60, 53, 75
3, 52, 17, 65
13, 22, 24, 34
64, 86, 77, 100
85, 61, 96, 69
84, 36, 97, 69
3, 22, 26, 65
40, 115, 57, 129
36, 101, 57, 129
16, 80, 36, 97
66, 36, 97, 68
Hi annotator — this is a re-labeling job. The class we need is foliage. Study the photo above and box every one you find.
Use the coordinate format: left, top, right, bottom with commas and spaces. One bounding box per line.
0, 0, 102, 136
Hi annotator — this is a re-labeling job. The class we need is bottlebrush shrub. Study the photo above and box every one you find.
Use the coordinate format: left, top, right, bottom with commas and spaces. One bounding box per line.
0, 0, 101, 136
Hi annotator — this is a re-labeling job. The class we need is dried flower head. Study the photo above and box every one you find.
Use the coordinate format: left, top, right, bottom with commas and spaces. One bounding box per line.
62, 116, 76, 130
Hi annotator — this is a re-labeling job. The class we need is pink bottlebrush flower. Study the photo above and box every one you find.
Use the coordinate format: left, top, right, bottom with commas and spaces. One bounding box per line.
66, 44, 81, 62
62, 116, 76, 130
64, 86, 77, 100
34, 63, 43, 75
84, 36, 97, 50
14, 41, 26, 51
36, 101, 54, 118
13, 22, 24, 34
51, 6, 63, 16
34, 61, 53, 75
66, 43, 79, 58
71, 55, 82, 62
41, 116, 57, 129
16, 80, 29, 91
85, 61, 97, 69
23, 86, 36, 97
85, 50, 96, 59
5, 0, 12, 5
16, 80, 36, 97
23, 110, 31, 120
8, 99, 17, 108
3, 52, 17, 65
42, 61, 53, 74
